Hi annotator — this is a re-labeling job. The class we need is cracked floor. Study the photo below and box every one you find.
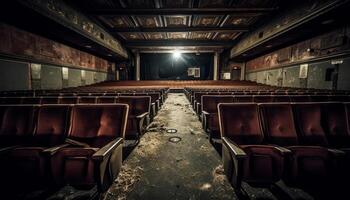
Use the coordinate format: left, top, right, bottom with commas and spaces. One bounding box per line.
103, 93, 313, 200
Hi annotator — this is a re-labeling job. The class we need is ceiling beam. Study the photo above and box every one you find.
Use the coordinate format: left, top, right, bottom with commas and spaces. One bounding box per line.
111, 26, 249, 33
125, 40, 235, 47
88, 8, 277, 16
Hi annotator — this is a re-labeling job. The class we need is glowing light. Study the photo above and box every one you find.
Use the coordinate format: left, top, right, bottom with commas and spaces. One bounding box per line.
173, 50, 181, 60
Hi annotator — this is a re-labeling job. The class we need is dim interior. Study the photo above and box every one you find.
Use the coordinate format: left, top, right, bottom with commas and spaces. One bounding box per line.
0, 0, 350, 200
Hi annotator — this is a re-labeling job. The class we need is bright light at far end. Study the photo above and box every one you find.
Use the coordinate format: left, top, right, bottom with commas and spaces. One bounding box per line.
173, 50, 181, 60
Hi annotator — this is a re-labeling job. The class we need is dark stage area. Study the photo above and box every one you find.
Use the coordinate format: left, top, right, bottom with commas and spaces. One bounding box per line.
140, 53, 213, 80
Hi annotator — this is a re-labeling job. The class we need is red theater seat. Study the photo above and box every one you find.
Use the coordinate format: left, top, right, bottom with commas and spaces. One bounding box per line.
218, 103, 286, 193
117, 96, 151, 140
259, 103, 334, 186
201, 95, 234, 140
50, 104, 128, 192
1, 105, 71, 191
0, 105, 36, 148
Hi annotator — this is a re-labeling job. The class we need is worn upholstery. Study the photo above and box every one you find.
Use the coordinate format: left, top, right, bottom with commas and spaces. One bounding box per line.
51, 104, 128, 188
218, 103, 285, 186
293, 103, 328, 146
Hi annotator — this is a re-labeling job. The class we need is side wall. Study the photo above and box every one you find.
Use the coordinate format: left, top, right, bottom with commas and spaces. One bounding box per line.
0, 23, 114, 91
244, 25, 350, 90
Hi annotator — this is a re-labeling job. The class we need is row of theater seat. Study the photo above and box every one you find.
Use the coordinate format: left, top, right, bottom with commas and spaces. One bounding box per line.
191, 92, 349, 111
0, 104, 129, 197
200, 95, 350, 140
218, 102, 350, 193
0, 96, 153, 141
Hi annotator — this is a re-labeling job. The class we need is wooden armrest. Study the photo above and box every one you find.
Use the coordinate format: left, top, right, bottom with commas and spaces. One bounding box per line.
42, 143, 71, 155
0, 145, 20, 154
222, 137, 246, 158
202, 111, 210, 116
65, 138, 90, 147
328, 148, 346, 156
136, 112, 149, 119
272, 145, 292, 155
92, 138, 123, 162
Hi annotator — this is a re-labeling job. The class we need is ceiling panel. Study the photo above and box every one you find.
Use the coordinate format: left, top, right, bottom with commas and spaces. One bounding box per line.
167, 32, 189, 40
125, 0, 156, 8
136, 16, 163, 27
222, 15, 258, 26
99, 16, 135, 28
162, 0, 192, 8
164, 15, 190, 27
143, 32, 167, 40
213, 32, 240, 40
189, 32, 213, 40
233, 0, 277, 7
119, 32, 145, 40
198, 0, 232, 8
192, 15, 224, 27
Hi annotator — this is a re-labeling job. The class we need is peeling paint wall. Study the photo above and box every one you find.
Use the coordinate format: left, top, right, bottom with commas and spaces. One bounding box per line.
244, 25, 350, 90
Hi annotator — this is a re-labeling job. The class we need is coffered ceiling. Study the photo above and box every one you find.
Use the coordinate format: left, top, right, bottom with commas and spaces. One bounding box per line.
66, 0, 279, 52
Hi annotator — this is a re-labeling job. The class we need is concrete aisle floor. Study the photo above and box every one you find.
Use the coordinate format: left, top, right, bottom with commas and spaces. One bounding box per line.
102, 93, 313, 200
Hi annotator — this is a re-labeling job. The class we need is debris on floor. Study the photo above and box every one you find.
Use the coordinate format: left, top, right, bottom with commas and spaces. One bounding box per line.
103, 165, 143, 200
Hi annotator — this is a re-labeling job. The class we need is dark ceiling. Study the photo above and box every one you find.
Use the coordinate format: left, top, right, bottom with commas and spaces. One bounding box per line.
66, 0, 280, 52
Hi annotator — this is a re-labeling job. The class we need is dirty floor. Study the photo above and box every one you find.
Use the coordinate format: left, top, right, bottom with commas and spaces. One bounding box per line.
102, 93, 314, 200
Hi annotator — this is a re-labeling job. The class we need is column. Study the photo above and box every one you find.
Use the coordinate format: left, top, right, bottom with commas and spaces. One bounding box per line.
213, 51, 219, 80
135, 51, 140, 81
240, 62, 246, 80
116, 69, 120, 81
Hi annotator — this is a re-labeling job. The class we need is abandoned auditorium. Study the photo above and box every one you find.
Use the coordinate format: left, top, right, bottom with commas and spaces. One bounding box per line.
1, 0, 350, 199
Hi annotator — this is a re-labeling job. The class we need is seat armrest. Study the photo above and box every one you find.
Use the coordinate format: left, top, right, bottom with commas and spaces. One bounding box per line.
0, 145, 20, 154
136, 112, 149, 119
272, 145, 292, 155
222, 137, 246, 158
328, 148, 346, 156
42, 143, 71, 155
92, 138, 123, 162
202, 110, 209, 116
65, 138, 90, 147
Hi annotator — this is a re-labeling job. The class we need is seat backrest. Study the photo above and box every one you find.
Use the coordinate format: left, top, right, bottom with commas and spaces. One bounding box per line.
78, 96, 97, 104
272, 95, 290, 102
289, 95, 311, 102
292, 103, 328, 146
202, 95, 234, 113
41, 97, 59, 104
259, 103, 298, 146
322, 103, 350, 147
218, 103, 263, 145
69, 104, 129, 148
21, 97, 42, 104
329, 95, 350, 102
97, 96, 116, 104
1, 97, 22, 104
0, 105, 36, 136
59, 97, 78, 104
34, 105, 71, 146
147, 93, 161, 103
235, 95, 253, 102
310, 95, 329, 102
117, 96, 151, 116
253, 95, 273, 103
